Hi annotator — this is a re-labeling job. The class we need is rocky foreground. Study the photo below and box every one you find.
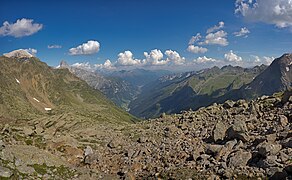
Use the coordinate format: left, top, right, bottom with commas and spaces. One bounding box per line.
0, 91, 292, 179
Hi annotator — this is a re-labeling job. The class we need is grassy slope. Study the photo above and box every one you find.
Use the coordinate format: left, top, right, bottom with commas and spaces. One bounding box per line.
0, 56, 136, 124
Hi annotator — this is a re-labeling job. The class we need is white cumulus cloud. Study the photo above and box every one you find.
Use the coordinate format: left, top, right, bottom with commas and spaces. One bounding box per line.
48, 44, 62, 49
233, 27, 250, 37
71, 62, 95, 71
188, 33, 202, 45
187, 45, 208, 54
116, 50, 141, 66
200, 30, 229, 46
143, 49, 168, 65
207, 21, 225, 33
251, 55, 275, 65
0, 18, 43, 38
262, 56, 275, 65
194, 56, 217, 63
235, 0, 292, 28
95, 59, 115, 70
69, 40, 100, 55
224, 50, 243, 62
165, 50, 186, 65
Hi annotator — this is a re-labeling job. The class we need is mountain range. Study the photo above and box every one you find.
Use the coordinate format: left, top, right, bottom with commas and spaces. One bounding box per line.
129, 54, 292, 118
58, 54, 292, 119
0, 50, 291, 179
129, 64, 268, 118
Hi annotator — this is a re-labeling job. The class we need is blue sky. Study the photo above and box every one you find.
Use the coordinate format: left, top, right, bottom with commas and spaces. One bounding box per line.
0, 0, 292, 71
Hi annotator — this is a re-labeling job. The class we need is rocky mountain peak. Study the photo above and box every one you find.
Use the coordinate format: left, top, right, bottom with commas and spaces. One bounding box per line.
244, 54, 291, 96
59, 60, 70, 69
3, 49, 34, 58
273, 53, 292, 68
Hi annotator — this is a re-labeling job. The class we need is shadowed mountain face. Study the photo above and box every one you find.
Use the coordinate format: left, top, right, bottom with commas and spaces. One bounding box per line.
222, 53, 292, 101
0, 56, 136, 123
129, 65, 267, 118
250, 53, 292, 94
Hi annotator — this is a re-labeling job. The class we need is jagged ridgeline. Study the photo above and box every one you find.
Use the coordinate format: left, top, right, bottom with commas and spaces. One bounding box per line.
130, 54, 292, 118
0, 54, 136, 123
129, 64, 267, 118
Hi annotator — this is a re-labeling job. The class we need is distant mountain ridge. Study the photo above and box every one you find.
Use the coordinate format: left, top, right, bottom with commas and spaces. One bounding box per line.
130, 54, 292, 118
109, 68, 170, 86
129, 64, 267, 118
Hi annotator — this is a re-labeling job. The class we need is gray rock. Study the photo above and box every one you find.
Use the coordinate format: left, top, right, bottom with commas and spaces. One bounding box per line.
257, 142, 282, 156
35, 126, 44, 135
232, 120, 248, 132
23, 127, 34, 136
212, 121, 227, 142
137, 137, 147, 143
228, 150, 252, 168
84, 146, 93, 157
268, 167, 287, 180
17, 165, 35, 174
257, 155, 282, 168
227, 120, 249, 142
205, 144, 223, 155
84, 154, 98, 165
224, 139, 237, 150
0, 166, 12, 178
223, 100, 235, 108
278, 115, 288, 126
108, 140, 120, 149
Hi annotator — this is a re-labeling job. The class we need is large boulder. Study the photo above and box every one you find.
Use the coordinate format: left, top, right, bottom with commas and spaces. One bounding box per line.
212, 121, 227, 142
227, 150, 252, 168
257, 142, 282, 156
227, 120, 249, 142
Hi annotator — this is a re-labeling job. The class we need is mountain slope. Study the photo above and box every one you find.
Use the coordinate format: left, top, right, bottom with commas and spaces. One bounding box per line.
223, 53, 292, 100
59, 61, 139, 110
0, 55, 136, 123
129, 65, 267, 118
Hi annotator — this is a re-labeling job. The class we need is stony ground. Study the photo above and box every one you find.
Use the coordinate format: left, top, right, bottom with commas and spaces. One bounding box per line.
0, 91, 291, 179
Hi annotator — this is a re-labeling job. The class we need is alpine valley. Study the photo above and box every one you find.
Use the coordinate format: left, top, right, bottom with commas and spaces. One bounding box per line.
0, 50, 291, 179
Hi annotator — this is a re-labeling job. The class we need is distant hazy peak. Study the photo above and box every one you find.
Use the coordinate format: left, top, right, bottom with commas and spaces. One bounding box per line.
3, 49, 34, 58
59, 60, 70, 69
